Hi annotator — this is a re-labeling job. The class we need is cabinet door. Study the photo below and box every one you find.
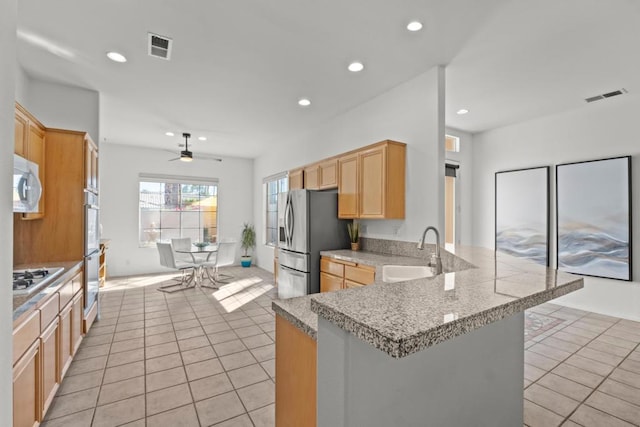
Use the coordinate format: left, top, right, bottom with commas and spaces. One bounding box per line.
359, 146, 386, 218
14, 110, 28, 156
71, 291, 84, 355
338, 154, 358, 218
319, 159, 338, 189
289, 168, 304, 190
320, 272, 343, 293
58, 303, 73, 379
304, 165, 320, 190
41, 319, 60, 418
13, 340, 40, 427
344, 265, 375, 286
344, 279, 365, 289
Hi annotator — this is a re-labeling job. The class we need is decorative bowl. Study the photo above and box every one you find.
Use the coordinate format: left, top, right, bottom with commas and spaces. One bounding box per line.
193, 242, 210, 249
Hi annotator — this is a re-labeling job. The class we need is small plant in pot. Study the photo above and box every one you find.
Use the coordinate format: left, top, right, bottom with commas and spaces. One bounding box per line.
348, 221, 360, 251
240, 223, 256, 267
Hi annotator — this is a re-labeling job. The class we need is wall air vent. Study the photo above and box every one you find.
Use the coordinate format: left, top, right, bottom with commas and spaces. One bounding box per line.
585, 88, 627, 103
148, 32, 172, 60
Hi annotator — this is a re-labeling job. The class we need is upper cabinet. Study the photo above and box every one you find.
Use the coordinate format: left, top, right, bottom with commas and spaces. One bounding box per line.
318, 159, 338, 190
289, 168, 304, 190
339, 140, 406, 219
15, 103, 46, 220
304, 165, 320, 190
85, 136, 99, 193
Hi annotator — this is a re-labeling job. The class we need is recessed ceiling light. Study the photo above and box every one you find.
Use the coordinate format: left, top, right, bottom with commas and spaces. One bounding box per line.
106, 51, 127, 63
198, 136, 207, 141
165, 132, 174, 136
348, 62, 364, 72
456, 109, 469, 115
407, 21, 423, 32
298, 98, 311, 107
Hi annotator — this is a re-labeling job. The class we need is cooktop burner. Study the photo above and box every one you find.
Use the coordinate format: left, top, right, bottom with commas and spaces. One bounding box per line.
13, 267, 65, 295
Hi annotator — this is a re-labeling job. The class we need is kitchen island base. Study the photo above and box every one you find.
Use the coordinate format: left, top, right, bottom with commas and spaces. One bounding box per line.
317, 313, 525, 427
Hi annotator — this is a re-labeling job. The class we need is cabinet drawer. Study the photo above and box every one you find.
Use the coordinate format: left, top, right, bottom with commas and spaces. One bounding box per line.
13, 310, 40, 365
71, 271, 83, 295
58, 279, 74, 308
345, 279, 365, 289
320, 272, 343, 293
344, 265, 375, 285
320, 258, 345, 277
39, 293, 60, 332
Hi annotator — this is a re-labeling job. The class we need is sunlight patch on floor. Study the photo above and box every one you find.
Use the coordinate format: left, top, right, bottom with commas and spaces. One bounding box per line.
212, 276, 274, 313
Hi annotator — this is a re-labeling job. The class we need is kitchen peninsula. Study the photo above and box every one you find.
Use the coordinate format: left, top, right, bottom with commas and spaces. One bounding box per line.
272, 243, 584, 427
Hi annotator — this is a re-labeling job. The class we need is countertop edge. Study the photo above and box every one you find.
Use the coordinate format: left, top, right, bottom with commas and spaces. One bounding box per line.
310, 277, 584, 358
13, 261, 84, 324
272, 301, 317, 340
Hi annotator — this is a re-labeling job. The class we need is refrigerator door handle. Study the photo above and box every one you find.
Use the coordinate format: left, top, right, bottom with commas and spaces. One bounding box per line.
287, 193, 295, 247
281, 265, 305, 278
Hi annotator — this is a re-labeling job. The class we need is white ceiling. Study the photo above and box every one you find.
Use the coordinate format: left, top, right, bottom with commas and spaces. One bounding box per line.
16, 0, 640, 158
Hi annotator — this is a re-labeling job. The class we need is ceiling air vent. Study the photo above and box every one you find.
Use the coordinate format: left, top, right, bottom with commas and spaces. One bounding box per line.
148, 32, 172, 60
585, 88, 627, 103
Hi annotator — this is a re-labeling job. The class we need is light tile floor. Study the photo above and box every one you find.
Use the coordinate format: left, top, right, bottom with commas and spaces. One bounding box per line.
41, 267, 640, 426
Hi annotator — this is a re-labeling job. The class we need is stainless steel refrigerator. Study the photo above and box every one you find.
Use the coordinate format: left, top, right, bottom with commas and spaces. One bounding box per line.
277, 189, 350, 299
84, 190, 100, 318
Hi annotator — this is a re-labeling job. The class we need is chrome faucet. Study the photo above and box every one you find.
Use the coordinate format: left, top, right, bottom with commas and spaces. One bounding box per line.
418, 226, 443, 275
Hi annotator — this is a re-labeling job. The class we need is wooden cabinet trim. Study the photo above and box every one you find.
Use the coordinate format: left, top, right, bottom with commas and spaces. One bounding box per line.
345, 279, 365, 289
39, 293, 59, 333
320, 272, 344, 293
344, 264, 376, 285
12, 338, 40, 427
40, 318, 60, 418
320, 257, 347, 276
13, 309, 41, 366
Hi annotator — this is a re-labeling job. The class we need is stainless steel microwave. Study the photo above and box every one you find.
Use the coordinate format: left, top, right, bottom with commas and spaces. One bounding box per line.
13, 154, 42, 213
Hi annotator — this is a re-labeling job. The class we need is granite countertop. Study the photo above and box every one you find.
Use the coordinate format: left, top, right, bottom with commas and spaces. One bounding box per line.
272, 246, 584, 358
13, 260, 84, 323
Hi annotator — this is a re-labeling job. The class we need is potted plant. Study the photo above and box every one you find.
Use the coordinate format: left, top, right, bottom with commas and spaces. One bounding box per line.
348, 221, 360, 251
240, 222, 256, 267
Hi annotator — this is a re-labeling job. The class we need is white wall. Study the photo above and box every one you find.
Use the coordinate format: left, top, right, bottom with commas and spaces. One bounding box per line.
445, 127, 473, 246
253, 66, 445, 271
472, 94, 640, 321
20, 77, 99, 143
15, 65, 29, 105
0, 0, 16, 421
101, 143, 253, 277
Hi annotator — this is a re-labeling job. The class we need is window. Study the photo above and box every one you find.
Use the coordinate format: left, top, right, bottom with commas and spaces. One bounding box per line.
139, 174, 218, 247
445, 134, 460, 152
265, 173, 288, 246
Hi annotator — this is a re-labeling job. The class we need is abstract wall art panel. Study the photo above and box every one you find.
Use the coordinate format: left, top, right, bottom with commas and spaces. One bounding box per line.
556, 156, 632, 281
495, 166, 550, 266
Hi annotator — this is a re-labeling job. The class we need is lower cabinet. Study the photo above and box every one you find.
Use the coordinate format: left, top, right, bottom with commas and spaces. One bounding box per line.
59, 301, 73, 380
40, 318, 60, 418
13, 267, 87, 425
320, 256, 375, 292
13, 340, 40, 427
71, 291, 84, 355
275, 314, 317, 427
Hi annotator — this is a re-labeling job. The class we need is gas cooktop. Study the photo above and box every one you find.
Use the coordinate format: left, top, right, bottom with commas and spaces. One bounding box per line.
13, 267, 65, 295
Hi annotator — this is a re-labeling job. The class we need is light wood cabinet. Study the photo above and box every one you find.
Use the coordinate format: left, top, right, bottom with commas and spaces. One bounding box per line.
72, 291, 84, 355
289, 168, 304, 190
338, 154, 359, 218
40, 318, 60, 418
340, 141, 406, 219
320, 256, 375, 292
303, 165, 320, 190
59, 302, 73, 379
99, 240, 109, 288
15, 103, 47, 220
13, 340, 40, 427
14, 129, 97, 265
319, 159, 338, 189
275, 314, 317, 427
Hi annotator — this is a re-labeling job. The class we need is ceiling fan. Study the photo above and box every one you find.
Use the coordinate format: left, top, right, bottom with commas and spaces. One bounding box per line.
168, 132, 222, 162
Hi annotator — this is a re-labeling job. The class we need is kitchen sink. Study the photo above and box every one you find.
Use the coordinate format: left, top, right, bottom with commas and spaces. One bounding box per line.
381, 265, 435, 283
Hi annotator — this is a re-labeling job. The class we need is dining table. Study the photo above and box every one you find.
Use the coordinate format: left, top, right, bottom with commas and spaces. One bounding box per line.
175, 245, 218, 289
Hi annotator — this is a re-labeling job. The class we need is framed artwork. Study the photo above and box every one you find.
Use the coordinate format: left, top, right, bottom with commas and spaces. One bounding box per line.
495, 166, 550, 266
556, 156, 632, 281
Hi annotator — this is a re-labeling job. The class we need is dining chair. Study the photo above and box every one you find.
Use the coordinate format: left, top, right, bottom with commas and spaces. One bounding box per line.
157, 242, 197, 292
171, 237, 192, 263
202, 240, 237, 285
